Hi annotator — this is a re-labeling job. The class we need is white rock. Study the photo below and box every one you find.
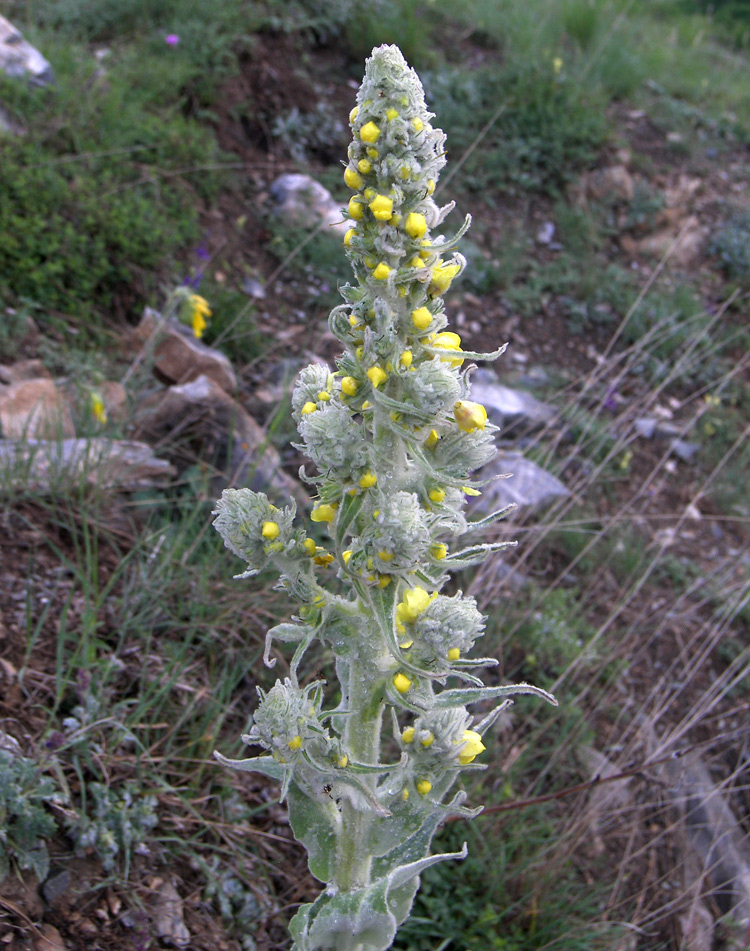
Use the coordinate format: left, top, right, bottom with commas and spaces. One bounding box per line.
270, 173, 347, 236
474, 451, 570, 513
0, 16, 54, 85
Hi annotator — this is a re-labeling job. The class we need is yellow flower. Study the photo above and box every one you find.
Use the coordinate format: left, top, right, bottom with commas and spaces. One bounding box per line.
412, 117, 424, 132
359, 471, 377, 488
416, 779, 432, 795
424, 429, 439, 449
393, 672, 412, 694
344, 229, 356, 247
314, 552, 334, 567
342, 550, 353, 565
337, 755, 348, 768
303, 538, 317, 555
317, 391, 330, 401
458, 730, 486, 765
430, 331, 464, 367
402, 726, 415, 743
261, 521, 280, 540
358, 158, 372, 174
348, 196, 364, 220
367, 366, 388, 387
189, 294, 211, 339
90, 393, 107, 425
386, 107, 399, 120
360, 120, 381, 143
400, 350, 413, 368
345, 166, 364, 190
428, 488, 445, 503
420, 731, 434, 748
369, 195, 394, 220
447, 647, 460, 661
372, 263, 391, 280
311, 503, 337, 523
429, 262, 460, 296
411, 307, 432, 331
431, 543, 447, 560
405, 212, 427, 239
288, 735, 303, 751
454, 400, 488, 433
301, 401, 317, 415
349, 106, 359, 123
396, 586, 431, 624
340, 376, 359, 396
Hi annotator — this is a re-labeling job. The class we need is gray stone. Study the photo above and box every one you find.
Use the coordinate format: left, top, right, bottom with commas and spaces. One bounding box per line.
0, 438, 175, 492
474, 451, 570, 513
132, 374, 303, 503
270, 173, 348, 237
536, 221, 555, 244
470, 369, 556, 436
665, 754, 750, 927
0, 16, 54, 85
42, 869, 72, 905
671, 439, 700, 463
153, 880, 190, 948
134, 308, 237, 394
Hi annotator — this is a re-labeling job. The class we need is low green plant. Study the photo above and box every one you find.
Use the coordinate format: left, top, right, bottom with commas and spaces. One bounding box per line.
0, 745, 61, 881
710, 210, 750, 285
212, 46, 554, 950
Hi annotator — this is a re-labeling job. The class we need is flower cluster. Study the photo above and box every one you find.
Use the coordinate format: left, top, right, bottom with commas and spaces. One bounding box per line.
213, 46, 552, 951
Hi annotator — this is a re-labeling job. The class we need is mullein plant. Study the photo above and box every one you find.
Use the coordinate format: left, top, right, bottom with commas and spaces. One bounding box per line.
213, 45, 555, 951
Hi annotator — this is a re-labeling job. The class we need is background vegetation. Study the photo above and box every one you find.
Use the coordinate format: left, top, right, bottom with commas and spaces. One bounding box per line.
0, 0, 748, 949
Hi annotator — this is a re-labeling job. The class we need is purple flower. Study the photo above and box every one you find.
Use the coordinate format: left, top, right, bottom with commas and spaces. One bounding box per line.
602, 389, 618, 412
195, 244, 210, 261
165, 34, 180, 46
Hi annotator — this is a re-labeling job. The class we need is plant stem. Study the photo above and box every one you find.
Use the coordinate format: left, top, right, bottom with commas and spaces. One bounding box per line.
335, 649, 385, 892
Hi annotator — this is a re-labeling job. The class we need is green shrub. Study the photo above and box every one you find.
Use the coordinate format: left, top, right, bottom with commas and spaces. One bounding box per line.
710, 210, 750, 285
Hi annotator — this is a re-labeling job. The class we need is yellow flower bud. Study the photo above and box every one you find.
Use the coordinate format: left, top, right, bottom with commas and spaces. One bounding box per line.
458, 730, 486, 765
301, 401, 318, 415
408, 256, 424, 268
303, 538, 317, 555
386, 108, 399, 120
426, 179, 435, 195
358, 471, 377, 488
90, 393, 107, 425
400, 350, 413, 368
416, 779, 432, 795
369, 194, 394, 221
318, 390, 330, 401
311, 503, 337, 523
377, 574, 391, 588
462, 485, 482, 496
405, 212, 427, 239
402, 726, 415, 743
341, 376, 359, 396
372, 263, 391, 280
360, 120, 381, 143
411, 306, 432, 331
366, 366, 388, 387
389, 213, 402, 226
412, 117, 424, 132
344, 166, 364, 190
447, 647, 460, 661
428, 488, 445, 503
338, 755, 348, 768
288, 735, 303, 751
398, 638, 413, 648
348, 196, 364, 220
261, 521, 280, 540
393, 672, 412, 694
454, 400, 488, 433
378, 550, 394, 562
343, 229, 356, 247
358, 158, 372, 174
361, 400, 371, 410
364, 187, 377, 201
431, 543, 448, 560
402, 788, 410, 801
349, 106, 359, 123
366, 147, 379, 159
342, 549, 353, 564
420, 732, 435, 748
424, 429, 439, 449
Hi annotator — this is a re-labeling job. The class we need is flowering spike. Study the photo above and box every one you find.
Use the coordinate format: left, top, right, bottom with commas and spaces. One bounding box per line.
213, 45, 549, 951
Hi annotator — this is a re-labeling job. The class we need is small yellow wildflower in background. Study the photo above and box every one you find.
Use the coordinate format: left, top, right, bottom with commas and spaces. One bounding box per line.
189, 294, 212, 339
553, 56, 563, 75
90, 392, 107, 425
